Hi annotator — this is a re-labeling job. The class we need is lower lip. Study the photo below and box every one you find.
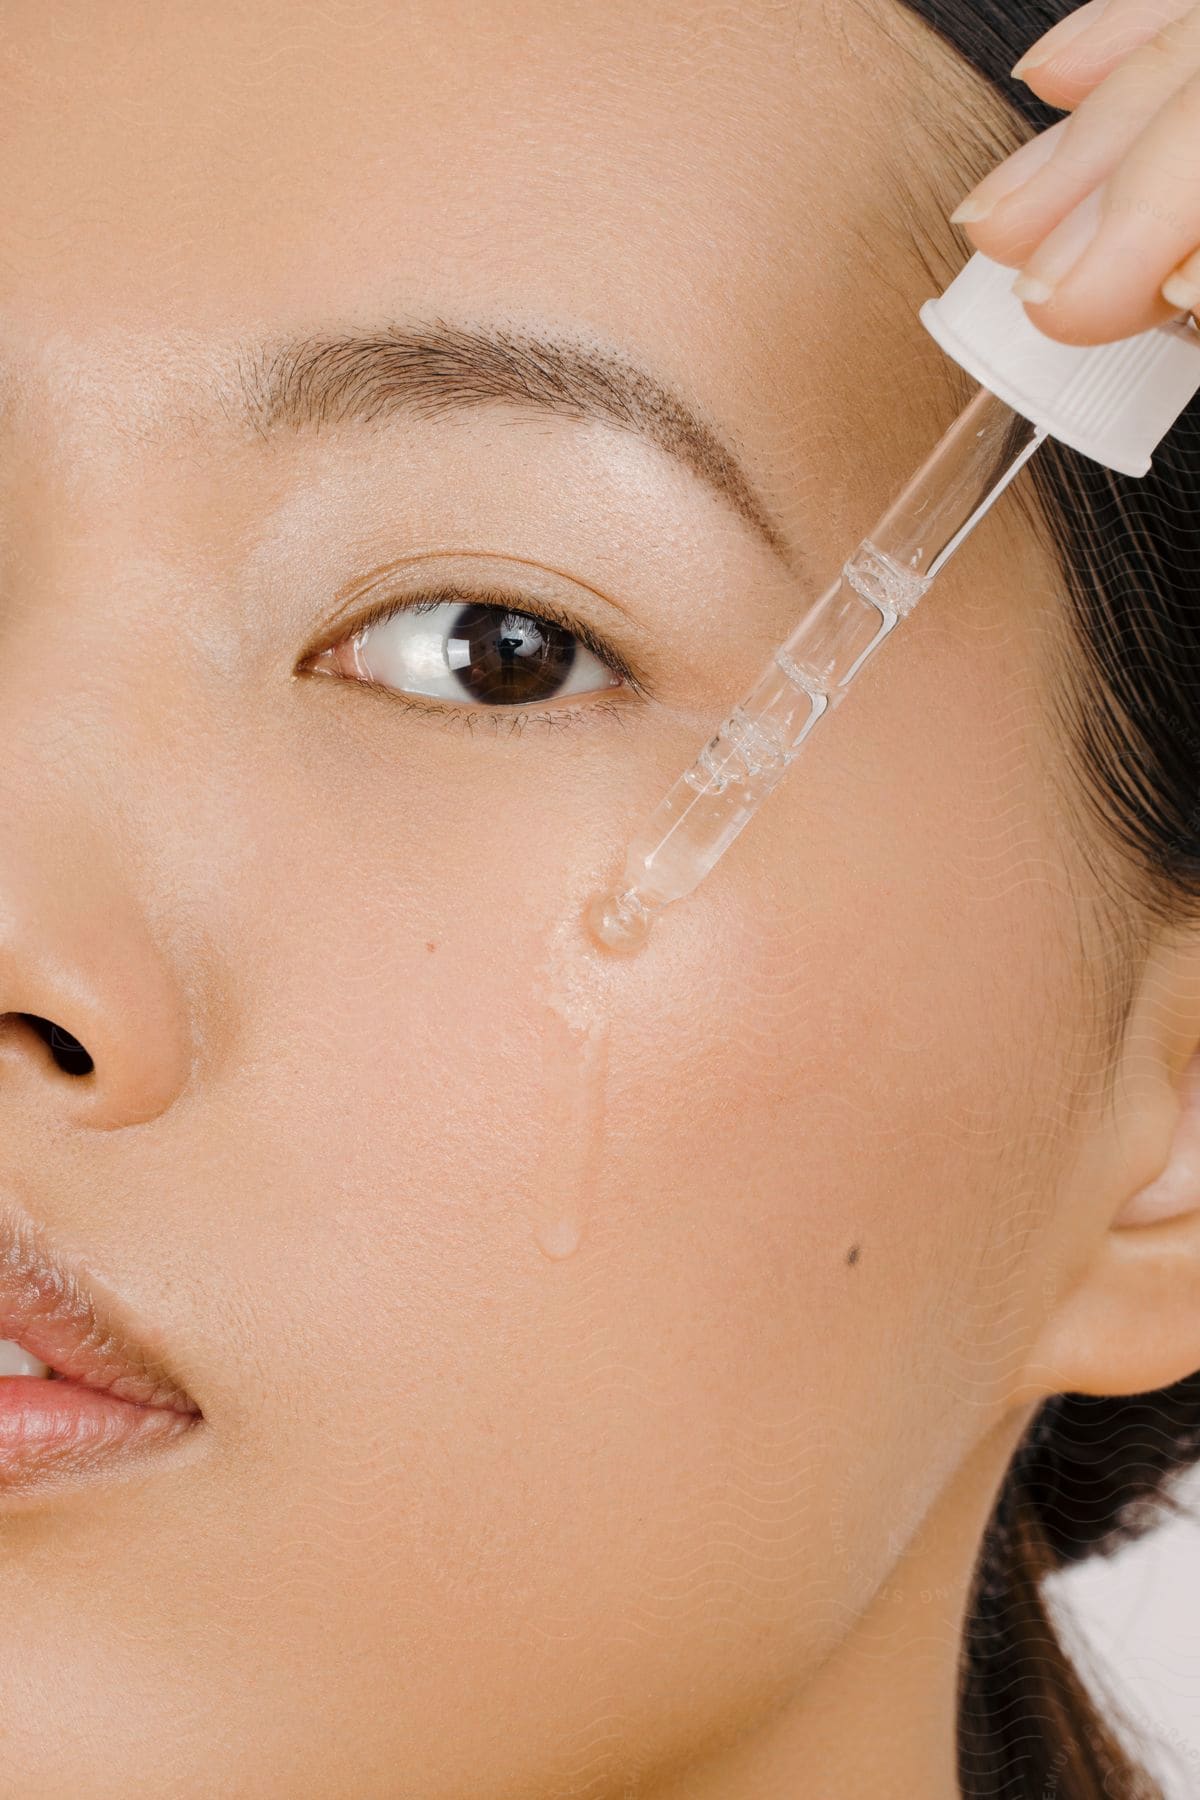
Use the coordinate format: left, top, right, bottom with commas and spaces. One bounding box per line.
0, 1376, 200, 1492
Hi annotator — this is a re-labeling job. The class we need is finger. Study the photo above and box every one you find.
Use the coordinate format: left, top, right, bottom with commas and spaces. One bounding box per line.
952, 4, 1200, 272
1013, 59, 1200, 343
1163, 241, 1200, 311
1014, 0, 1200, 112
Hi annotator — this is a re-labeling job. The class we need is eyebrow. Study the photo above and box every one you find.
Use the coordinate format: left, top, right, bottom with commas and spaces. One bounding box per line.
226, 320, 800, 572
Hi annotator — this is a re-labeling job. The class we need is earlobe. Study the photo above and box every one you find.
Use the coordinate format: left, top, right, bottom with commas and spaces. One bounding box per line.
1012, 924, 1200, 1406
1114, 1049, 1200, 1227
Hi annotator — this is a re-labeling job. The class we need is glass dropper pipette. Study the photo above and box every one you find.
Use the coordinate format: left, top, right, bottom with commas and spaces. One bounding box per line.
585, 251, 1200, 956
584, 385, 1043, 953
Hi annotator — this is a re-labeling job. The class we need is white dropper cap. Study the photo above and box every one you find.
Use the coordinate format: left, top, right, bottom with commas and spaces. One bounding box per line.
919, 250, 1200, 477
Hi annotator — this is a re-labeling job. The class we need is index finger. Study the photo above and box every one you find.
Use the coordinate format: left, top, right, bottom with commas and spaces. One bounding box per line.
1014, 0, 1199, 110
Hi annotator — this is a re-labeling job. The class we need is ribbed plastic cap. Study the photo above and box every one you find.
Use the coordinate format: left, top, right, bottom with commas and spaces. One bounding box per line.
919, 250, 1200, 477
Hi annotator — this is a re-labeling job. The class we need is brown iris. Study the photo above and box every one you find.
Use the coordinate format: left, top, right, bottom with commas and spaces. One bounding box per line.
444, 602, 577, 706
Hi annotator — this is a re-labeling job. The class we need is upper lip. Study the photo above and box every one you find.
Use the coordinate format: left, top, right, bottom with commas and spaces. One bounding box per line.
0, 1204, 200, 1416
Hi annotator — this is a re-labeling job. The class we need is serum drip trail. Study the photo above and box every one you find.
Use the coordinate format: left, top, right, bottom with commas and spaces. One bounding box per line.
532, 1004, 612, 1261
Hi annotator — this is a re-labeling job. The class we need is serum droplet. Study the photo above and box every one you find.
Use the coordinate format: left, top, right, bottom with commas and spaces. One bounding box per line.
532, 1006, 612, 1261
537, 1214, 583, 1261
585, 885, 656, 956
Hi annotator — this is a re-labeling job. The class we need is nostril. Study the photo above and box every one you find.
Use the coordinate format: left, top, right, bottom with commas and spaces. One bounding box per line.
20, 1015, 95, 1078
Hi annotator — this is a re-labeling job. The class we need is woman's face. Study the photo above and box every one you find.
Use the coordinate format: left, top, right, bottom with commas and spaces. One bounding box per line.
0, 3, 1100, 1794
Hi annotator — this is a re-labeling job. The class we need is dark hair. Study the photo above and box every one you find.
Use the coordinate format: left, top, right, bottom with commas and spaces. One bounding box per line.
885, 3, 1200, 1795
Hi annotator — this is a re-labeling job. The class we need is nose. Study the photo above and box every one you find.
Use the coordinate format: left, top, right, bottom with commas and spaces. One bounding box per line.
0, 831, 197, 1127
0, 447, 206, 1132
0, 876, 198, 1130
8, 1015, 94, 1076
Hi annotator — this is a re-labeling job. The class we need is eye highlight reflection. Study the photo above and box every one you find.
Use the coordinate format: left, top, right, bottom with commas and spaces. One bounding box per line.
298, 556, 657, 734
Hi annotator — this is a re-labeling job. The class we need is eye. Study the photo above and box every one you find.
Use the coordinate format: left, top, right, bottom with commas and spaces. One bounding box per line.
299, 576, 647, 731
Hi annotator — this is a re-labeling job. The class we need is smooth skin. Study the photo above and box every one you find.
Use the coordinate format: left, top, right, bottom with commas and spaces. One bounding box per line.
1, 3, 1200, 1797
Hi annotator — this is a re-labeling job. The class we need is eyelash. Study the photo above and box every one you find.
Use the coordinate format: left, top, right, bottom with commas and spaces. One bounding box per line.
303, 579, 654, 736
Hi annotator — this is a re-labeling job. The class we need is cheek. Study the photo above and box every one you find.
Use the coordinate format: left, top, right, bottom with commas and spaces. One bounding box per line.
196, 588, 1074, 1784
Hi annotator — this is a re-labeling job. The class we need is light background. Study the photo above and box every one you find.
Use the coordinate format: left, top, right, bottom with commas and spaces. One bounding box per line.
1049, 1463, 1200, 1795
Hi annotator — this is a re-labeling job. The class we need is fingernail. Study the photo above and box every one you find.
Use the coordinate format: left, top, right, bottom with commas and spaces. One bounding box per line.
1163, 269, 1200, 313
1012, 186, 1105, 304
1011, 0, 1114, 80
949, 119, 1069, 225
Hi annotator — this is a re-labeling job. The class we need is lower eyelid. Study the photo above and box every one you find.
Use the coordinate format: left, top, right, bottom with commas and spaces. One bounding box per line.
390, 690, 634, 735
300, 662, 636, 736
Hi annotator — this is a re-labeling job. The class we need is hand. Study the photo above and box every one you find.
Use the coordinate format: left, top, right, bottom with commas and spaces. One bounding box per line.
949, 0, 1200, 345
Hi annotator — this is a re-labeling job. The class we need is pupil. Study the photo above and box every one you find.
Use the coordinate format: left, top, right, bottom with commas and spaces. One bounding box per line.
446, 602, 575, 706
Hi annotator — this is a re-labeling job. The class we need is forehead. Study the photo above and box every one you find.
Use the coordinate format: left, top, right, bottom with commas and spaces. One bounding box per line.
0, 0, 960, 507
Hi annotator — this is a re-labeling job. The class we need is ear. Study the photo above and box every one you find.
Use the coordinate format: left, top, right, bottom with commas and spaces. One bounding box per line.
1015, 918, 1200, 1404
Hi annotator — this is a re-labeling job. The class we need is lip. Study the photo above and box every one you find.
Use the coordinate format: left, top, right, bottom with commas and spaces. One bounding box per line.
0, 1203, 201, 1490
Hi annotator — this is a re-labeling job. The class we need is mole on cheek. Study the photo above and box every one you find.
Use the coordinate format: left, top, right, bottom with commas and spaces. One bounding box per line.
426, 942, 437, 953
846, 1244, 861, 1267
